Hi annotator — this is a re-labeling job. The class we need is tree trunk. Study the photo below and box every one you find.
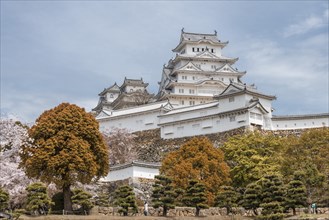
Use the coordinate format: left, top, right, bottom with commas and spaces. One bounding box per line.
63, 184, 72, 212
196, 207, 200, 216
163, 206, 167, 216
293, 207, 296, 215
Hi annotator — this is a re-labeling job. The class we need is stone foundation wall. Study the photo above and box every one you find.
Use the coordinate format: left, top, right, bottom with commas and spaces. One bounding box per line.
98, 206, 329, 217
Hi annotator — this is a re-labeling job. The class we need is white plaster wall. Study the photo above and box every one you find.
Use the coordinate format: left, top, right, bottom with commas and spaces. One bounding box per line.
272, 117, 329, 130
161, 112, 249, 139
104, 166, 134, 182
99, 110, 160, 133
106, 93, 119, 102
103, 166, 159, 182
132, 166, 159, 179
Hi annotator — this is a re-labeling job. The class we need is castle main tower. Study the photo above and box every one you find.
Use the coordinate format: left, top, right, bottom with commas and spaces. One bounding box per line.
157, 29, 246, 107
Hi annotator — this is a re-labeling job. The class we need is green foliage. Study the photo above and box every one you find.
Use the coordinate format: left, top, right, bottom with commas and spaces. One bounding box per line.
182, 179, 209, 216
242, 182, 262, 215
285, 172, 307, 215
25, 182, 53, 215
151, 175, 176, 216
71, 188, 94, 213
258, 202, 285, 220
259, 174, 286, 220
222, 132, 283, 189
215, 185, 239, 215
113, 185, 137, 216
161, 137, 230, 205
96, 193, 110, 207
0, 187, 9, 211
20, 103, 109, 211
281, 128, 329, 204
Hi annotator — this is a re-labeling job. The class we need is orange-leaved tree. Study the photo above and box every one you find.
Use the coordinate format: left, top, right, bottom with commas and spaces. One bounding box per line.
160, 137, 230, 205
19, 103, 109, 212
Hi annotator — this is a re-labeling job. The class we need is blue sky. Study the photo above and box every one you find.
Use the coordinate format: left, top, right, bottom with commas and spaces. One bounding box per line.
1, 1, 328, 123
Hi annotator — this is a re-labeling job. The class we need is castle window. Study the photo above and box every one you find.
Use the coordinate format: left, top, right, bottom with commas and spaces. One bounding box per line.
230, 116, 236, 122
189, 89, 195, 94
211, 65, 216, 69
192, 76, 196, 80
179, 89, 184, 93
192, 124, 200, 129
202, 48, 204, 51
229, 97, 235, 102
181, 100, 184, 105
177, 126, 184, 131
192, 47, 195, 52
110, 94, 114, 98
182, 76, 187, 80
211, 49, 214, 53
189, 101, 195, 105
197, 48, 200, 52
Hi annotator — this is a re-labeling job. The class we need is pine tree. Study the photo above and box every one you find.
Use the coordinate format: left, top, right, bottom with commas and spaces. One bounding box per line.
151, 175, 176, 216
182, 179, 209, 216
215, 185, 239, 215
71, 188, 94, 214
285, 172, 307, 215
242, 182, 262, 215
113, 185, 138, 216
0, 187, 9, 212
25, 182, 53, 215
259, 174, 286, 220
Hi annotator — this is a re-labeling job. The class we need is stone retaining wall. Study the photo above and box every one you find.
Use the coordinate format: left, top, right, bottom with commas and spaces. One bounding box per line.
98, 206, 329, 217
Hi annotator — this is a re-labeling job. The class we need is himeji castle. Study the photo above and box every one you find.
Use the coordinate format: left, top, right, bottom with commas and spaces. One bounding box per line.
93, 29, 329, 139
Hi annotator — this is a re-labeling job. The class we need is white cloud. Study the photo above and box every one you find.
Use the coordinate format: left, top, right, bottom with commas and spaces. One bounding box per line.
283, 9, 328, 37
235, 33, 328, 115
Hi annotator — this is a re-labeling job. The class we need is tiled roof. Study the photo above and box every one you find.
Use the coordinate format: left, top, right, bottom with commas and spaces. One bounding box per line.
96, 100, 172, 120
98, 83, 121, 96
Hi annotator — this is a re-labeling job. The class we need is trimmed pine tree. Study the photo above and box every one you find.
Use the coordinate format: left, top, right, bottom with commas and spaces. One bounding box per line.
0, 187, 9, 212
215, 185, 239, 215
259, 174, 286, 220
113, 185, 138, 216
25, 182, 53, 215
71, 188, 94, 214
285, 172, 307, 215
151, 175, 176, 216
182, 179, 209, 216
242, 182, 262, 215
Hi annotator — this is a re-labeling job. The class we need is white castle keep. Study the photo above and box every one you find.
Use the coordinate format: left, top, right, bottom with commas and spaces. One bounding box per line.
93, 29, 329, 140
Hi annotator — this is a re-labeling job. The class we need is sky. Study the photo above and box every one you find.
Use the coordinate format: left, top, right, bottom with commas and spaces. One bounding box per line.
1, 1, 328, 123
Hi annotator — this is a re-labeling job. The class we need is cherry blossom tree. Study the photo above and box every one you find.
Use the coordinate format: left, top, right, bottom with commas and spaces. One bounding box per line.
103, 128, 137, 165
0, 118, 33, 208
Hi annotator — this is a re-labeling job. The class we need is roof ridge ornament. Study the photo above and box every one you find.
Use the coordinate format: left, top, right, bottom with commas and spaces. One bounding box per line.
181, 27, 185, 33
214, 30, 217, 36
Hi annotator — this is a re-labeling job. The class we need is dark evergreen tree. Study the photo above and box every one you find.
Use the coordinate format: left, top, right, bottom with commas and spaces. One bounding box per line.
182, 179, 209, 216
285, 172, 307, 215
242, 182, 262, 215
151, 175, 176, 216
113, 185, 137, 216
71, 188, 94, 214
96, 193, 110, 207
25, 182, 53, 215
259, 174, 286, 220
0, 187, 9, 212
215, 185, 239, 215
